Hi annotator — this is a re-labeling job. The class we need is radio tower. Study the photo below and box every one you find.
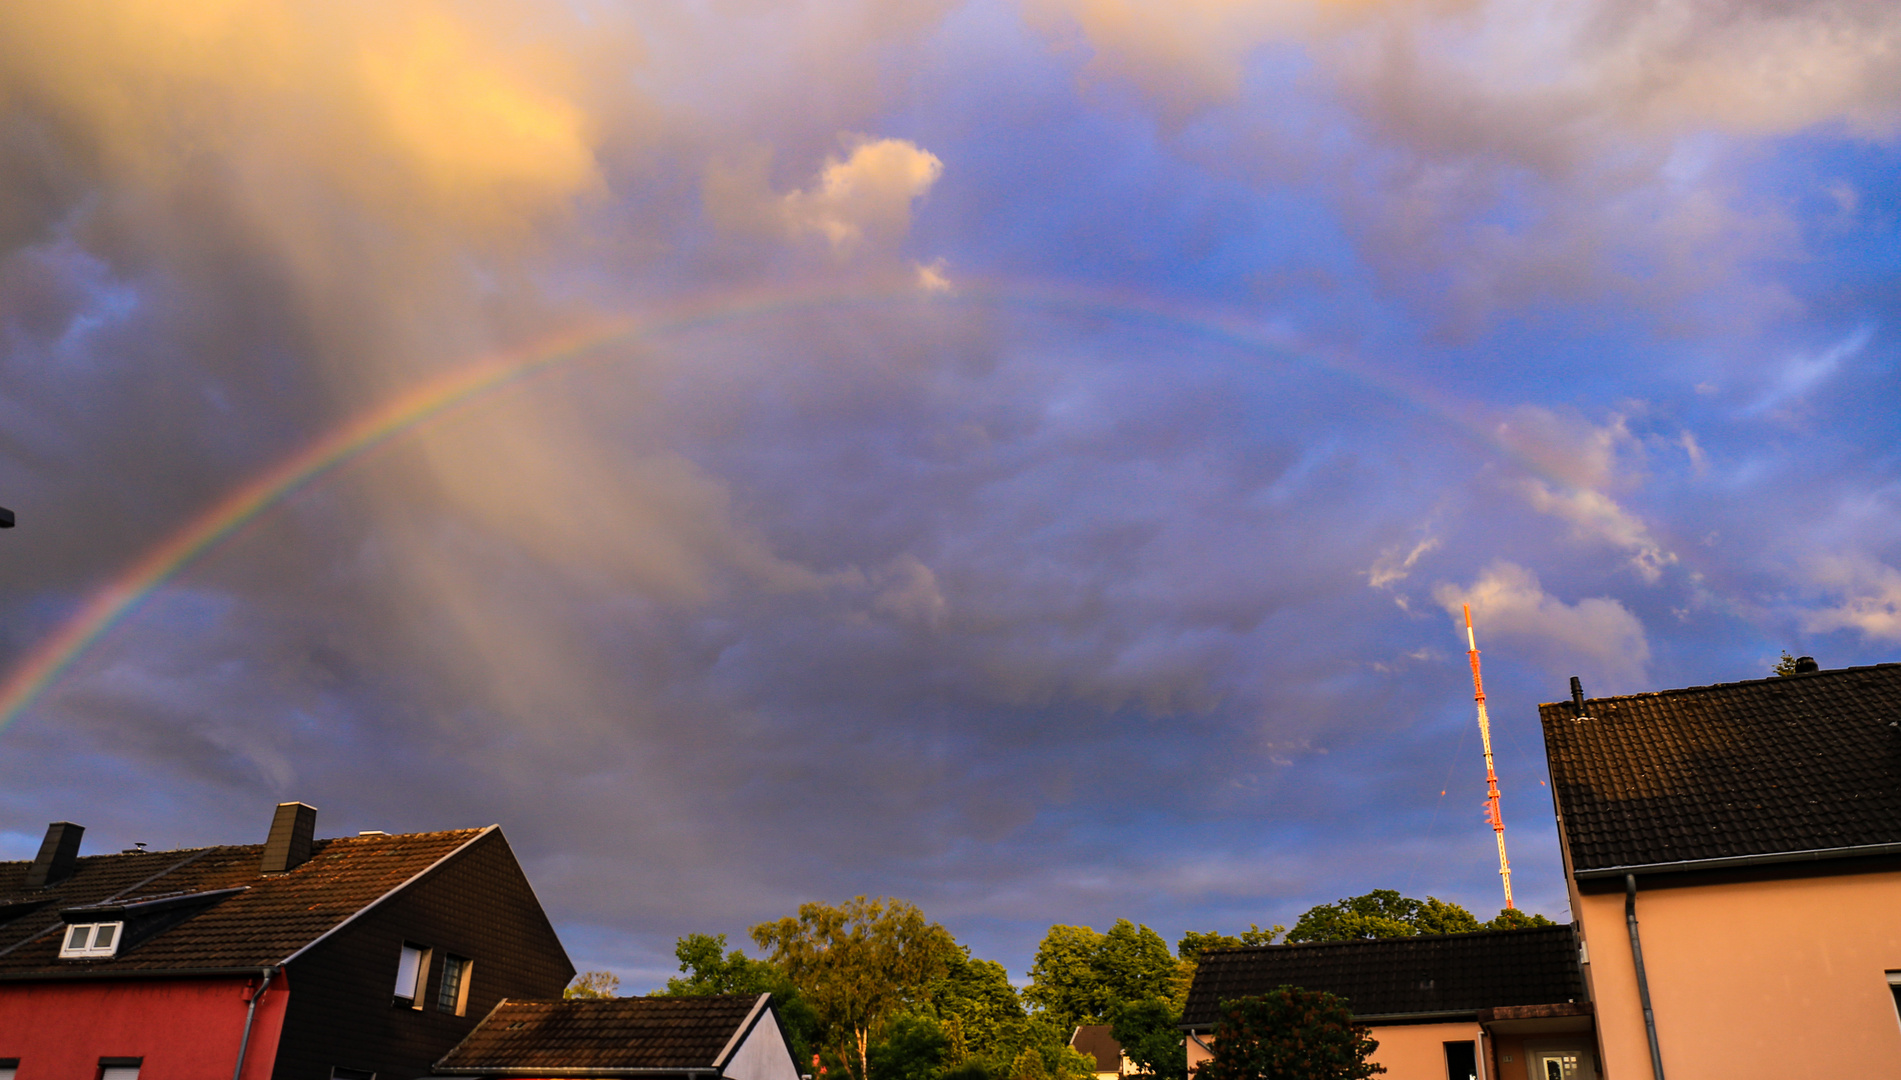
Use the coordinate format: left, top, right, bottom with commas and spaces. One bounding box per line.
1463, 604, 1514, 909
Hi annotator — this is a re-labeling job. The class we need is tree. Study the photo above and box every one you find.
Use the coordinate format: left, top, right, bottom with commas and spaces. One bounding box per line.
565, 970, 621, 998
1482, 908, 1555, 931
1192, 988, 1385, 1080
1111, 998, 1188, 1080
868, 1012, 953, 1080
752, 897, 957, 1080
924, 950, 1029, 1060
1025, 920, 1177, 1029
657, 933, 821, 1066
1773, 651, 1801, 677
1286, 891, 1477, 942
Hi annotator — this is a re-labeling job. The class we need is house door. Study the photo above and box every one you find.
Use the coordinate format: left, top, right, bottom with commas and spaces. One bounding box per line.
1525, 1044, 1596, 1080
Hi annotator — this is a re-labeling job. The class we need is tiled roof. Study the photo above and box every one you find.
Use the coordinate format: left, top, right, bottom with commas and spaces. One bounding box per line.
1069, 1024, 1123, 1072
0, 828, 484, 976
1179, 926, 1582, 1028
435, 995, 768, 1074
1540, 663, 1901, 873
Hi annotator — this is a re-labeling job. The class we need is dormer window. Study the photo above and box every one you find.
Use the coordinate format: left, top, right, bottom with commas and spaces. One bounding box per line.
59, 921, 122, 958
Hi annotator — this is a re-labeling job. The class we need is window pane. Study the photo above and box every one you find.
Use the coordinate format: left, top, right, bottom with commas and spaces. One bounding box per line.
66, 924, 91, 950
438, 955, 465, 1012
94, 923, 118, 949
394, 945, 422, 998
101, 1069, 141, 1080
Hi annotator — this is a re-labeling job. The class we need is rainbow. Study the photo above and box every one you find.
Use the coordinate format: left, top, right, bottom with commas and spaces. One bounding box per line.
0, 278, 1512, 735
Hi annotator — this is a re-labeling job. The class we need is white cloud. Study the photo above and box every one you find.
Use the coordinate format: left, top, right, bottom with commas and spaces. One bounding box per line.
782, 137, 945, 253
1434, 562, 1650, 690
1803, 556, 1901, 642
1744, 323, 1872, 417
1367, 535, 1439, 589
1520, 480, 1678, 584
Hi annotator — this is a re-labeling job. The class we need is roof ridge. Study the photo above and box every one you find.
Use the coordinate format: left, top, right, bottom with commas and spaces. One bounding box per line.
1538, 661, 1901, 708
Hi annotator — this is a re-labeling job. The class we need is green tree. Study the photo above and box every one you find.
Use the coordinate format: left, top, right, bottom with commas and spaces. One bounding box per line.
1773, 651, 1801, 677
1482, 908, 1556, 931
1111, 998, 1188, 1080
868, 1012, 953, 1080
1287, 891, 1477, 942
565, 970, 620, 998
1176, 931, 1242, 960
1025, 920, 1177, 1029
657, 933, 821, 1067
924, 950, 1029, 1059
1192, 988, 1385, 1080
752, 897, 957, 1080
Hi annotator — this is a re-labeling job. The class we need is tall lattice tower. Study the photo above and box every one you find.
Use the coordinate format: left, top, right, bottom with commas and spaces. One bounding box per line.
1464, 603, 1513, 909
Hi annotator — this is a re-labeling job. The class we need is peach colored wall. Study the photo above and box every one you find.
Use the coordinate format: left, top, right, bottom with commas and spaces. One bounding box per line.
1575, 867, 1901, 1079
1186, 1021, 1482, 1080
1365, 1021, 1483, 1080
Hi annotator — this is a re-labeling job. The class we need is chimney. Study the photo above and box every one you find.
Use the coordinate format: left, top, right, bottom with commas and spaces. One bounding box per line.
1570, 676, 1586, 717
1794, 656, 1819, 674
25, 822, 83, 888
260, 802, 318, 875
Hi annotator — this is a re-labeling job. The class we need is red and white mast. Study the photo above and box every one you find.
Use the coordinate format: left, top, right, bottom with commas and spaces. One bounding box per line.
1464, 603, 1514, 909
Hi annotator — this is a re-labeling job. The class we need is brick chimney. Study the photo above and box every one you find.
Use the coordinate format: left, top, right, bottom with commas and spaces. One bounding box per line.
260, 802, 317, 875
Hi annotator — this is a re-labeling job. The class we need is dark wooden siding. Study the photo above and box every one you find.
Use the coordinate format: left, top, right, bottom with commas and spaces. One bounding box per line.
271, 829, 575, 1080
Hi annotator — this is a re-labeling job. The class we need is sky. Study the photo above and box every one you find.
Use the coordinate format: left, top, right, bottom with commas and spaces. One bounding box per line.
0, 0, 1897, 990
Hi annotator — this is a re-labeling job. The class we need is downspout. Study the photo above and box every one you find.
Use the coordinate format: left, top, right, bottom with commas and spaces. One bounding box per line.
1624, 875, 1665, 1080
233, 965, 278, 1080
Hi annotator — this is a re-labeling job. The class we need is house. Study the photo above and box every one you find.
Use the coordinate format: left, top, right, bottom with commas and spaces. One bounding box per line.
1069, 1024, 1128, 1080
0, 802, 574, 1080
1543, 660, 1901, 1078
1180, 926, 1590, 1080
429, 993, 801, 1080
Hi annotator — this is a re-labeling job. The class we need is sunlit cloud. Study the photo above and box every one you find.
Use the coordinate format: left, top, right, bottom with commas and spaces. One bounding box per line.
1434, 562, 1651, 690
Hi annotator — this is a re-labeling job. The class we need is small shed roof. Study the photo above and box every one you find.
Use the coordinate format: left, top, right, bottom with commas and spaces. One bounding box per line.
435, 994, 775, 1076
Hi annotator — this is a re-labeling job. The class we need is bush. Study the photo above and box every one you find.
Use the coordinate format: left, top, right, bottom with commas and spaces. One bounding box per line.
1192, 987, 1384, 1080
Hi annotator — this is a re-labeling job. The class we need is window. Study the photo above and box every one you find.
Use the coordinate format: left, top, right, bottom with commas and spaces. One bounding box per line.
1443, 1041, 1477, 1080
330, 1068, 376, 1080
60, 922, 123, 959
1, 1056, 17, 1080
393, 943, 430, 1007
437, 954, 472, 1016
1888, 970, 1901, 1024
99, 1057, 142, 1080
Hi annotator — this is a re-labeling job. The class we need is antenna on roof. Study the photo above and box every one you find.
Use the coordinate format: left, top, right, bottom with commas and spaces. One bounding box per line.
1464, 604, 1514, 910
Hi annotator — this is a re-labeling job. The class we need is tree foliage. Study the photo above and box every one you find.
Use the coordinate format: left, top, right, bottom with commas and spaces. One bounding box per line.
1193, 988, 1385, 1080
1111, 998, 1188, 1080
1482, 908, 1556, 931
565, 970, 621, 998
1286, 891, 1479, 942
1025, 920, 1178, 1028
1773, 650, 1801, 677
662, 932, 783, 996
752, 897, 958, 1080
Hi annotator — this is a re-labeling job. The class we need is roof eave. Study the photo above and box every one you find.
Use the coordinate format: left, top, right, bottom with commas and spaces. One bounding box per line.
1574, 840, 1901, 879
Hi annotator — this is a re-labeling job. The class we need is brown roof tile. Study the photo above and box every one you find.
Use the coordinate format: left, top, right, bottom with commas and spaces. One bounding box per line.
1540, 663, 1901, 873
0, 828, 485, 976
435, 995, 769, 1074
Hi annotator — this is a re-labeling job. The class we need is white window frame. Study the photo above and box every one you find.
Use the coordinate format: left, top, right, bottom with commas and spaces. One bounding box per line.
59, 921, 123, 959
394, 943, 430, 1008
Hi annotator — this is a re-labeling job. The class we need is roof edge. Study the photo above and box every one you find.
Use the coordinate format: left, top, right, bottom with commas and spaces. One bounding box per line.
1575, 841, 1901, 879
0, 965, 272, 982
712, 992, 773, 1070
1536, 661, 1901, 710
1183, 1008, 1480, 1032
277, 825, 496, 966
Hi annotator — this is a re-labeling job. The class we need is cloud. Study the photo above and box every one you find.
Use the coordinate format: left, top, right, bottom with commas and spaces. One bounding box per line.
1367, 535, 1439, 589
707, 136, 944, 256
1519, 481, 1678, 584
1743, 324, 1873, 417
1434, 562, 1650, 690
1803, 556, 1901, 643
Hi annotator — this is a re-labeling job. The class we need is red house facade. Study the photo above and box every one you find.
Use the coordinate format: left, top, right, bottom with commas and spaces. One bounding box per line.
0, 803, 573, 1080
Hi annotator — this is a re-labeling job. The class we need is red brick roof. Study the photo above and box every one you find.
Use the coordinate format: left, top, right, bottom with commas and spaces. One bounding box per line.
1540, 663, 1901, 874
0, 828, 485, 976
435, 995, 770, 1075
